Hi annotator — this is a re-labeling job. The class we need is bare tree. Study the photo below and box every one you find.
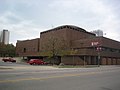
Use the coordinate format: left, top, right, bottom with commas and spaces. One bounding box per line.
40, 34, 69, 64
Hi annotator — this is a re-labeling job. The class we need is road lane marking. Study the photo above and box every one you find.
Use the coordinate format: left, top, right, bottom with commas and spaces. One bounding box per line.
0, 71, 101, 83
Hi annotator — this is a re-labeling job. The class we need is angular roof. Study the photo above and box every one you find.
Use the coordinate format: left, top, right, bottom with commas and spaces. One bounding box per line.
40, 25, 95, 35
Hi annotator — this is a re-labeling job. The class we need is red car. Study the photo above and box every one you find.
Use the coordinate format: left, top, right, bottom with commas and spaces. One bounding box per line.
2, 58, 16, 63
28, 59, 47, 65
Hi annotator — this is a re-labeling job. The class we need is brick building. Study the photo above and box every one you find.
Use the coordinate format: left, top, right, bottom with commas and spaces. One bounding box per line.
16, 38, 40, 57
16, 25, 120, 65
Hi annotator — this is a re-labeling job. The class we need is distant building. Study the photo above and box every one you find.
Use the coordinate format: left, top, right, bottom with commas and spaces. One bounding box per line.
0, 29, 9, 44
91, 30, 103, 36
16, 25, 120, 65
0, 31, 2, 42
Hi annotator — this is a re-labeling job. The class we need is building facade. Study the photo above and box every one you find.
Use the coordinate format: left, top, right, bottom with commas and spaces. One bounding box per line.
16, 25, 120, 65
16, 38, 40, 57
0, 29, 9, 44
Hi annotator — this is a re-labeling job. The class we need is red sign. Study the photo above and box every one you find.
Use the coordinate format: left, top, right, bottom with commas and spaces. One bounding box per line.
96, 47, 102, 51
91, 42, 99, 46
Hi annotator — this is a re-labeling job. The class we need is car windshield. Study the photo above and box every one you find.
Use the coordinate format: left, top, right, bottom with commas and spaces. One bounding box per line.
30, 59, 34, 61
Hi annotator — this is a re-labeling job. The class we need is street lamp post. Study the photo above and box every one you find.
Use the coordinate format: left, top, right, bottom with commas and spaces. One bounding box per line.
91, 41, 101, 67
97, 46, 101, 67
83, 56, 86, 67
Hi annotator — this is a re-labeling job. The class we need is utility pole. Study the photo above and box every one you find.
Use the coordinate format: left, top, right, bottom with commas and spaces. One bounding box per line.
97, 46, 101, 67
84, 56, 86, 67
91, 41, 101, 67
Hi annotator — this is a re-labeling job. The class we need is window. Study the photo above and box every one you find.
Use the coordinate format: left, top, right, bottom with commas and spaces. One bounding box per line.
23, 48, 26, 53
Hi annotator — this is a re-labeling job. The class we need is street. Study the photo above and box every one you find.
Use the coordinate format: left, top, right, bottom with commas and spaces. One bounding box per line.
0, 60, 120, 90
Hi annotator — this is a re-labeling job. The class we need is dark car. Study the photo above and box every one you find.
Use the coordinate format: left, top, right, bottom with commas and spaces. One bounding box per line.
2, 58, 16, 63
28, 59, 47, 65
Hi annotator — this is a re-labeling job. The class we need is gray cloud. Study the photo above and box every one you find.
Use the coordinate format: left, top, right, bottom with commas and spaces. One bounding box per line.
0, 0, 120, 45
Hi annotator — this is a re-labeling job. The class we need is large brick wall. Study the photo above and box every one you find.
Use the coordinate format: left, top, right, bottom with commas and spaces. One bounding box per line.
40, 27, 68, 51
16, 38, 40, 56
40, 25, 95, 50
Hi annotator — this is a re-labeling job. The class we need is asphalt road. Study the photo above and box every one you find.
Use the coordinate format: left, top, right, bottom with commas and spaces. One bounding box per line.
0, 60, 120, 90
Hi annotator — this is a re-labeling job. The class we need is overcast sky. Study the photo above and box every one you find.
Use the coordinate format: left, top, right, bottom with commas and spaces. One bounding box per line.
0, 0, 120, 45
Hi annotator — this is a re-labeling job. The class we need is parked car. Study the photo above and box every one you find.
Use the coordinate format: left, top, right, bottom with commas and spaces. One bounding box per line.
28, 59, 47, 65
2, 58, 16, 63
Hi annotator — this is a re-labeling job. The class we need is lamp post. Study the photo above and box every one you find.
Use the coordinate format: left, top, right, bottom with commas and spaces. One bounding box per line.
91, 41, 101, 67
97, 46, 101, 67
